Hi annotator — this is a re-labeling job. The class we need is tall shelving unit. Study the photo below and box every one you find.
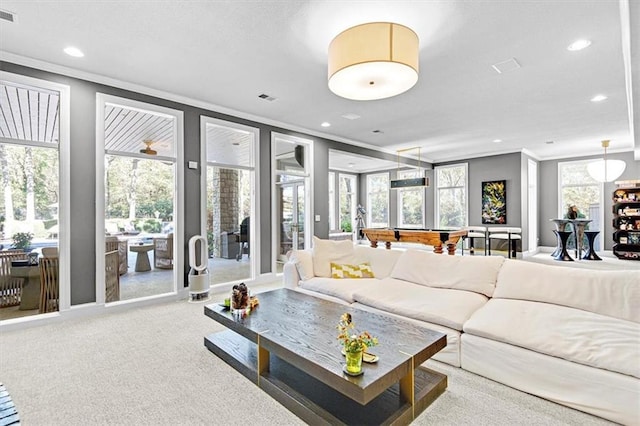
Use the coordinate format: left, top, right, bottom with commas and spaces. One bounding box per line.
612, 180, 640, 260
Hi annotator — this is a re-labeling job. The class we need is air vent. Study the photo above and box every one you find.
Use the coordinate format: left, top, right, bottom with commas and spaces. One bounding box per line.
341, 113, 361, 120
372, 129, 384, 134
0, 9, 16, 22
492, 57, 521, 74
258, 93, 277, 102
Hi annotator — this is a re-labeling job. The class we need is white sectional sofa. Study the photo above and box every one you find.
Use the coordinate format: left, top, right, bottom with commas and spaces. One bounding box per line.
283, 238, 640, 425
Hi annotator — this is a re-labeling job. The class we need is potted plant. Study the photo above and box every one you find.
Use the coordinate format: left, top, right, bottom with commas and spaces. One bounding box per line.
337, 313, 378, 375
12, 232, 34, 252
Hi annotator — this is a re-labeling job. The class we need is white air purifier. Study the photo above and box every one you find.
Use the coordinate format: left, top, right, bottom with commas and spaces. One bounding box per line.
188, 235, 210, 302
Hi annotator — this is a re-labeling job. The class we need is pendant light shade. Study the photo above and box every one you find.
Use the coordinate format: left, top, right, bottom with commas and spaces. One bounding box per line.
328, 22, 419, 101
587, 140, 626, 182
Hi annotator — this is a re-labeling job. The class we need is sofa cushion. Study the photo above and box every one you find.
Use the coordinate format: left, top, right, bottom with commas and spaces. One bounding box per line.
494, 259, 640, 323
288, 249, 314, 281
351, 246, 404, 279
312, 237, 355, 278
330, 262, 374, 278
390, 249, 504, 297
299, 277, 378, 303
463, 299, 640, 378
352, 277, 489, 331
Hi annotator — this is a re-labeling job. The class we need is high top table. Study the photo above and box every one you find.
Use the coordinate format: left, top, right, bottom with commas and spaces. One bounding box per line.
204, 289, 448, 425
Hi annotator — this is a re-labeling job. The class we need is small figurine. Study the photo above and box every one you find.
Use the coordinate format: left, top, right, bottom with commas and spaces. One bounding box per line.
231, 283, 249, 310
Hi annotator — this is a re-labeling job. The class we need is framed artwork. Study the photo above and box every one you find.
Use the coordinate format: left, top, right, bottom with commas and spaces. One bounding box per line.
482, 180, 507, 224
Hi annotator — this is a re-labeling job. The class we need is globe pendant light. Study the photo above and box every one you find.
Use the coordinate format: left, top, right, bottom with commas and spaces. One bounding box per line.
328, 22, 419, 101
587, 140, 626, 182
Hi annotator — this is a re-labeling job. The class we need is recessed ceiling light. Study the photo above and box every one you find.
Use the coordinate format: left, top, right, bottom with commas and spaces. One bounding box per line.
321, 122, 331, 127
590, 94, 607, 102
348, 163, 355, 168
493, 139, 502, 143
567, 39, 591, 51
63, 46, 84, 57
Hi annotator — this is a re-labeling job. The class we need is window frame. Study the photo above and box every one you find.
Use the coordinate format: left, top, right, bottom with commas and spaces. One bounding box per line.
434, 163, 468, 229
396, 169, 425, 228
557, 159, 603, 230
366, 172, 389, 228
338, 173, 357, 232
0, 71, 71, 314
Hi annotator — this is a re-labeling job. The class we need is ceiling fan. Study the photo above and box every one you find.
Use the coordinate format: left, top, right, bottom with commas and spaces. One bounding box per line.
140, 140, 157, 155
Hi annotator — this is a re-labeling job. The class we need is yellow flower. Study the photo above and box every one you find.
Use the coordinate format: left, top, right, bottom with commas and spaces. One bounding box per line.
336, 312, 378, 353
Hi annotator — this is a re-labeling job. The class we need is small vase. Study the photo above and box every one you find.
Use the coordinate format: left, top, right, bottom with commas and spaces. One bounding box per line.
345, 349, 363, 374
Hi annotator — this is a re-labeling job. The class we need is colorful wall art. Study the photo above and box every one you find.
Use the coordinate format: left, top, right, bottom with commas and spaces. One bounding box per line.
482, 180, 507, 224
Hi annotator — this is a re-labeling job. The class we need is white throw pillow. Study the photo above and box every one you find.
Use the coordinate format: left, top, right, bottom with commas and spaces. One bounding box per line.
312, 236, 355, 278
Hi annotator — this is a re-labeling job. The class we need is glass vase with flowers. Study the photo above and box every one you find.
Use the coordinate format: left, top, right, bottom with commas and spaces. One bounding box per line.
337, 313, 378, 375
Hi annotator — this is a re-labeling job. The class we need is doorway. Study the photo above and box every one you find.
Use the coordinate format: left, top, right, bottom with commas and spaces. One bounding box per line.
96, 94, 184, 304
200, 117, 258, 287
272, 133, 313, 272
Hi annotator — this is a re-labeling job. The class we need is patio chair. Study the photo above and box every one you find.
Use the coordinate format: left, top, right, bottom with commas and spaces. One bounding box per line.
0, 251, 28, 308
106, 236, 128, 275
39, 256, 59, 313
153, 233, 174, 269
105, 250, 120, 302
41, 247, 58, 257
236, 217, 249, 261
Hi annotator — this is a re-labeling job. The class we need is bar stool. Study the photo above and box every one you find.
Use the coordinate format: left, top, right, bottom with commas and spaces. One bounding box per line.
552, 230, 574, 261
488, 227, 521, 258
463, 226, 487, 255
582, 231, 602, 261
568, 219, 592, 260
549, 219, 572, 258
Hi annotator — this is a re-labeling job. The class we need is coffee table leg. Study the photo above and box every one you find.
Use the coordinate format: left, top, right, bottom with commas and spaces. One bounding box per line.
257, 336, 270, 385
399, 366, 415, 419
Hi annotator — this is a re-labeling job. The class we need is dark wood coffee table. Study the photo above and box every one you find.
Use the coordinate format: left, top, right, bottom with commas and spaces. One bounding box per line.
204, 289, 447, 425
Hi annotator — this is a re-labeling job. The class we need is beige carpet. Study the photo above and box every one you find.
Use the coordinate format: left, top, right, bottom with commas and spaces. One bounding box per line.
0, 284, 614, 426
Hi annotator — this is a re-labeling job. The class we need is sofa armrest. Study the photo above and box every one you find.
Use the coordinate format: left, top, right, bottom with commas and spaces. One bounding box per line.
283, 249, 314, 289
283, 260, 300, 289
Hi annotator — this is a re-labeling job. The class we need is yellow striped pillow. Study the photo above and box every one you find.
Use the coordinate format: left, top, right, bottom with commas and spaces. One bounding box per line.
330, 262, 375, 279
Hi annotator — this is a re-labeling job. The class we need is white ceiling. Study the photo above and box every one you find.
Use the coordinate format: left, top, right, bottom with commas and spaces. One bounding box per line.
0, 1, 638, 163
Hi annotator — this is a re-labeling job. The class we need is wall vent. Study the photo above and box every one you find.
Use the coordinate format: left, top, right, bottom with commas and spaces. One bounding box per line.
0, 9, 16, 23
341, 113, 361, 120
258, 93, 277, 102
492, 57, 521, 74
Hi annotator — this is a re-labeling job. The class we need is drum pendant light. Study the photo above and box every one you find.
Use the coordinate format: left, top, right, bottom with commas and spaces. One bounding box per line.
328, 22, 419, 101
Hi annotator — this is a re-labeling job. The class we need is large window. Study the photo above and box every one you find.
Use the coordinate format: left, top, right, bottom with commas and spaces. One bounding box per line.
558, 160, 601, 230
397, 169, 424, 228
435, 164, 467, 228
366, 173, 389, 228
339, 174, 357, 232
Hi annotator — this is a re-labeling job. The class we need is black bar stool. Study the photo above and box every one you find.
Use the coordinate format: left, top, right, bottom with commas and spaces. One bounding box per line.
553, 230, 573, 261
582, 231, 602, 260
